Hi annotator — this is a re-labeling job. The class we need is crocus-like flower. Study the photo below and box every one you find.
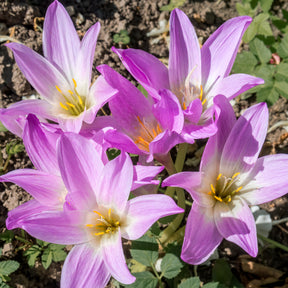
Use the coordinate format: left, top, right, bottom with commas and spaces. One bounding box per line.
163, 95, 288, 264
1, 0, 116, 135
6, 133, 183, 287
87, 64, 187, 163
113, 9, 264, 140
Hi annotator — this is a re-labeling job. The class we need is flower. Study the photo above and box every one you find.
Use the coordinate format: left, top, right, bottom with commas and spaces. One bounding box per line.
6, 132, 183, 287
1, 0, 116, 135
87, 64, 186, 162
113, 9, 264, 140
163, 95, 288, 264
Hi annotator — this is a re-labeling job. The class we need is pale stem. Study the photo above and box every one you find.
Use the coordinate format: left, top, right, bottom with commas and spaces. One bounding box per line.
257, 233, 288, 252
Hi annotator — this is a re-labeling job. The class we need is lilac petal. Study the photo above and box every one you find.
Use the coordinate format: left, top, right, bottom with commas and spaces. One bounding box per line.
57, 111, 86, 133
208, 74, 264, 100
181, 203, 223, 265
200, 95, 236, 174
17, 210, 88, 244
184, 99, 202, 123
112, 47, 169, 99
23, 114, 60, 174
169, 8, 201, 91
201, 16, 252, 91
0, 100, 54, 137
103, 232, 135, 284
61, 244, 110, 288
132, 165, 164, 191
154, 89, 184, 133
43, 0, 80, 80
220, 102, 268, 175
6, 43, 69, 101
75, 22, 101, 93
94, 153, 133, 212
57, 133, 104, 210
0, 169, 65, 206
6, 200, 53, 230
123, 194, 183, 240
240, 154, 288, 205
215, 196, 257, 257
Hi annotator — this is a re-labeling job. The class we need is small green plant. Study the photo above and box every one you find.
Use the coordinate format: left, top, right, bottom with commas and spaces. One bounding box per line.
23, 239, 67, 269
160, 0, 187, 12
113, 30, 130, 45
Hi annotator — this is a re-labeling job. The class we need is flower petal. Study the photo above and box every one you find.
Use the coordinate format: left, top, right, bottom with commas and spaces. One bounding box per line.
112, 47, 169, 99
57, 133, 104, 210
181, 203, 223, 265
169, 8, 201, 91
61, 244, 110, 288
103, 231, 135, 285
201, 16, 252, 91
240, 154, 288, 205
94, 153, 133, 212
122, 194, 184, 240
220, 102, 268, 175
214, 196, 258, 257
43, 0, 80, 80
6, 43, 69, 101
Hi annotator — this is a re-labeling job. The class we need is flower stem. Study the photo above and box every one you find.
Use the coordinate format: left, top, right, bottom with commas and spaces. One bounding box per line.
150, 262, 163, 288
257, 233, 288, 252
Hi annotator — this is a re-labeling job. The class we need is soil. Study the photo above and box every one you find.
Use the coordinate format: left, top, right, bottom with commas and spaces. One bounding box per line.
0, 0, 288, 287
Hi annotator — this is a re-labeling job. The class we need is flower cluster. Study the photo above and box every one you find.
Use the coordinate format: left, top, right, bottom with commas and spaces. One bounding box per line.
1, 1, 288, 287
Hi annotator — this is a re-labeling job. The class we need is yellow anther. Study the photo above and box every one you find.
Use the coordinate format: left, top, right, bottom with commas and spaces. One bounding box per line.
94, 232, 105, 236
66, 102, 75, 108
156, 124, 162, 134
152, 128, 157, 138
56, 85, 63, 94
60, 102, 68, 110
68, 90, 74, 95
86, 224, 94, 227
183, 101, 187, 110
93, 211, 105, 218
115, 221, 120, 226
108, 208, 112, 220
77, 95, 83, 106
72, 78, 77, 88
233, 186, 243, 193
202, 98, 207, 106
232, 172, 240, 179
199, 85, 203, 101
214, 195, 223, 202
210, 184, 216, 195
216, 173, 222, 181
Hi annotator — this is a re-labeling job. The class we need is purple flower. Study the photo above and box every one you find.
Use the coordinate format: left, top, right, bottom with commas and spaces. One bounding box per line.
113, 9, 264, 140
1, 0, 116, 135
88, 64, 186, 162
163, 95, 288, 264
6, 133, 183, 287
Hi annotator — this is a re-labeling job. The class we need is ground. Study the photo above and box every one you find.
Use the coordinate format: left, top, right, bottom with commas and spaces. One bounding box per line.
0, 0, 288, 287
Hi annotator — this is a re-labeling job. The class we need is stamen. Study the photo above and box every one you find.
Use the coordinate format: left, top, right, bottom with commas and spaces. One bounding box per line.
56, 85, 64, 94
214, 195, 223, 202
216, 173, 222, 181
108, 208, 112, 220
68, 90, 74, 95
95, 232, 105, 236
93, 211, 105, 218
60, 102, 68, 110
137, 116, 154, 140
232, 172, 240, 179
86, 224, 94, 227
72, 78, 77, 88
156, 124, 162, 134
66, 102, 75, 108
202, 99, 207, 106
183, 101, 187, 110
233, 186, 243, 193
210, 184, 216, 195
199, 85, 203, 101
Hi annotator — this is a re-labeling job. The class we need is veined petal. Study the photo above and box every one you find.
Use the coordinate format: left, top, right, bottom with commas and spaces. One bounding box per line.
240, 154, 288, 205
23, 114, 60, 174
181, 203, 223, 265
112, 47, 169, 99
214, 197, 258, 257
61, 244, 110, 288
207, 74, 264, 100
94, 153, 133, 212
57, 133, 104, 210
103, 231, 135, 285
201, 16, 252, 91
169, 8, 201, 91
6, 200, 53, 230
57, 111, 86, 133
122, 194, 183, 240
0, 100, 54, 137
43, 0, 80, 80
220, 102, 268, 175
0, 169, 65, 207
16, 210, 88, 244
154, 89, 184, 133
6, 43, 70, 102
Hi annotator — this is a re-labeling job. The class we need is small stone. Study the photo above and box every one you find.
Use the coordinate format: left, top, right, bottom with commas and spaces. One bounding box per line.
76, 12, 85, 25
66, 5, 75, 17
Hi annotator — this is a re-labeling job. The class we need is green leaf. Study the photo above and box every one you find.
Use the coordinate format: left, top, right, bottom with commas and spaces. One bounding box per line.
51, 249, 67, 262
275, 62, 288, 81
0, 231, 14, 243
212, 259, 233, 286
236, 2, 255, 17
179, 277, 201, 288
203, 283, 224, 288
0, 261, 20, 276
158, 214, 176, 224
160, 253, 183, 279
130, 235, 158, 267
125, 271, 158, 288
259, 0, 273, 12
256, 84, 279, 105
249, 38, 271, 63
0, 122, 7, 132
275, 80, 288, 99
41, 249, 53, 269
232, 51, 258, 74
24, 245, 41, 267
129, 259, 147, 273
137, 84, 148, 98
48, 244, 66, 251
277, 33, 288, 59
160, 0, 187, 11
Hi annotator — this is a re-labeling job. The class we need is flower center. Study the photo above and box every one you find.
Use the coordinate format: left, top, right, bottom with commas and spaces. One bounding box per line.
86, 208, 120, 237
133, 116, 162, 152
208, 172, 243, 204
56, 78, 86, 116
